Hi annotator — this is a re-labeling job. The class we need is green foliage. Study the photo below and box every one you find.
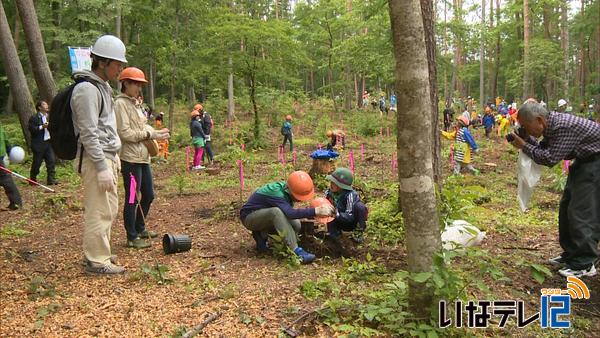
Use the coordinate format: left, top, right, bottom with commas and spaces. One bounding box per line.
438, 176, 491, 226
517, 260, 553, 284
299, 278, 338, 300
0, 221, 30, 239
34, 302, 61, 332
131, 262, 173, 285
170, 174, 193, 196
364, 185, 404, 247
339, 254, 386, 282
28, 276, 56, 300
268, 232, 301, 266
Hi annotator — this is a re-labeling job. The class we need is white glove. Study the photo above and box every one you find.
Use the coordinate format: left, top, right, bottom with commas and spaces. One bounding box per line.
97, 168, 115, 192
315, 205, 335, 217
151, 128, 170, 140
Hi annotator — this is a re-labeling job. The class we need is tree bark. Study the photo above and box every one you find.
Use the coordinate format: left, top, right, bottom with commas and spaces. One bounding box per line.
227, 53, 235, 121
49, 0, 61, 73
168, 0, 180, 132
420, 0, 441, 190
15, 0, 57, 104
560, 0, 570, 97
480, 0, 485, 109
5, 10, 21, 115
0, 1, 34, 147
451, 0, 465, 97
522, 0, 533, 99
577, 0, 586, 98
147, 59, 155, 110
491, 0, 500, 100
389, 0, 442, 318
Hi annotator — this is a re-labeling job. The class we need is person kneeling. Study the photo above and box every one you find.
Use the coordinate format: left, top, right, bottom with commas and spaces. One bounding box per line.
323, 168, 368, 243
239, 171, 334, 264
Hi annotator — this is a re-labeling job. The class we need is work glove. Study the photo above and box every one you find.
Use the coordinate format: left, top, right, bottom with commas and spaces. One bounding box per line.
151, 128, 170, 140
315, 205, 335, 217
97, 168, 115, 192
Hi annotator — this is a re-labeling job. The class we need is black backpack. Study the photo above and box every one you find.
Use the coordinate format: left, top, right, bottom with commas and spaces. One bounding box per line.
48, 78, 103, 160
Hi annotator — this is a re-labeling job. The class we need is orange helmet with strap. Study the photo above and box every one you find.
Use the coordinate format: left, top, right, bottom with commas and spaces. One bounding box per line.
287, 171, 315, 202
194, 103, 203, 111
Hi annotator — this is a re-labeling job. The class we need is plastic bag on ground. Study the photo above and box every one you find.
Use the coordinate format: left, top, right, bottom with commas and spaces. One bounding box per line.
517, 150, 542, 212
441, 220, 486, 250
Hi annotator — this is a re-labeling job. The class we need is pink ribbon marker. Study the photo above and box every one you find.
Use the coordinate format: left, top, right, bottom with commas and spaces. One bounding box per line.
128, 173, 137, 204
349, 150, 355, 173
380, 127, 383, 137
241, 143, 245, 151
360, 144, 365, 161
293, 150, 297, 166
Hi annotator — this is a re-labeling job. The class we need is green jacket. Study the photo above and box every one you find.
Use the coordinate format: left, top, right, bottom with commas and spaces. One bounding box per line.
0, 125, 10, 158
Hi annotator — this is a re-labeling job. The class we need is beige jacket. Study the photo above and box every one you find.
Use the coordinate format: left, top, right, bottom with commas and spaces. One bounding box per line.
114, 94, 154, 164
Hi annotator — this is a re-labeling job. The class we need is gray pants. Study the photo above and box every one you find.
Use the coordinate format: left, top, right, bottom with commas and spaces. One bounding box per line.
243, 207, 301, 250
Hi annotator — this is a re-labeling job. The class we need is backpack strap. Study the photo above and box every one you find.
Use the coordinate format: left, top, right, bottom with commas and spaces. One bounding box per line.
74, 78, 106, 173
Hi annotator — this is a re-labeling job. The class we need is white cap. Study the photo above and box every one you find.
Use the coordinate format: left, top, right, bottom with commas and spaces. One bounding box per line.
91, 35, 127, 63
558, 99, 567, 107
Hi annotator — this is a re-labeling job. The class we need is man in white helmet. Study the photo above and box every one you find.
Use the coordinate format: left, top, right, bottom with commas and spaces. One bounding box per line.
557, 99, 568, 113
71, 35, 127, 274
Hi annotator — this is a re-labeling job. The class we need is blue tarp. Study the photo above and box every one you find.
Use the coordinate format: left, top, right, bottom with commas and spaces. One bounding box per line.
310, 149, 339, 159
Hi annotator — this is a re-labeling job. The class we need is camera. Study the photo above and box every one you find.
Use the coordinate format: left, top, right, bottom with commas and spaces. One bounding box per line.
506, 127, 527, 142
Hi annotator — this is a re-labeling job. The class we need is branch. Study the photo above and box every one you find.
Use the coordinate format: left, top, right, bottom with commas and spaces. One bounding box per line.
181, 312, 220, 338
282, 306, 326, 337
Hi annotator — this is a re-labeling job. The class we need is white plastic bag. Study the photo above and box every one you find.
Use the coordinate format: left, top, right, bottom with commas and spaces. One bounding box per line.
441, 220, 486, 250
517, 150, 542, 212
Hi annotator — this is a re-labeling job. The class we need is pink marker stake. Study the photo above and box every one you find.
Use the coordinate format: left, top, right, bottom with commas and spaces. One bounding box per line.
349, 150, 355, 173
293, 150, 297, 166
185, 146, 191, 171
360, 144, 365, 161
281, 147, 286, 165
238, 160, 245, 190
380, 127, 383, 137
277, 145, 282, 162
241, 143, 245, 151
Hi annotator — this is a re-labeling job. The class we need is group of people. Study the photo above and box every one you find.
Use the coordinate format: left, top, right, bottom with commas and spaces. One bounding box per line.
362, 91, 397, 116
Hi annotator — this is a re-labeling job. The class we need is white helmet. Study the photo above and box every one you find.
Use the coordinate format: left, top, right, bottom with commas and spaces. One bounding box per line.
557, 99, 567, 107
91, 35, 127, 63
9, 146, 25, 164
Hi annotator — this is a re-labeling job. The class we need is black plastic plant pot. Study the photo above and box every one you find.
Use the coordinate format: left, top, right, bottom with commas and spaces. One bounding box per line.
162, 234, 192, 254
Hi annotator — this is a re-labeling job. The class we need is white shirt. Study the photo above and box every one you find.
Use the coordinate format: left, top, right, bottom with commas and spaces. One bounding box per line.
39, 113, 50, 141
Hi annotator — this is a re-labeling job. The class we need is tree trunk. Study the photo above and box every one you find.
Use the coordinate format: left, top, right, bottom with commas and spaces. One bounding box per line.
480, 0, 485, 109
0, 1, 33, 147
452, 0, 465, 97
50, 0, 61, 73
5, 11, 21, 115
522, 0, 533, 100
344, 66, 352, 111
168, 0, 180, 132
354, 73, 359, 107
16, 0, 56, 104
115, 1, 121, 38
148, 59, 155, 110
491, 0, 500, 100
420, 0, 441, 190
578, 0, 586, 98
227, 53, 235, 121
389, 0, 442, 318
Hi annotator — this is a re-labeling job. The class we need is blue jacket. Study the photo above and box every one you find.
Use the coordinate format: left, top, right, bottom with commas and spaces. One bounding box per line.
482, 114, 495, 128
240, 182, 316, 221
325, 189, 362, 225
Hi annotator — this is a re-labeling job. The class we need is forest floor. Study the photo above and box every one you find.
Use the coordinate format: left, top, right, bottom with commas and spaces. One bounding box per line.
1, 113, 599, 337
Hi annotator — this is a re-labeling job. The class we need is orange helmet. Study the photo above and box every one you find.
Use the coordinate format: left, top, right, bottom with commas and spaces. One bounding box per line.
190, 110, 200, 118
285, 115, 292, 121
119, 67, 148, 83
326, 130, 333, 137
310, 197, 334, 223
287, 171, 315, 201
194, 103, 203, 111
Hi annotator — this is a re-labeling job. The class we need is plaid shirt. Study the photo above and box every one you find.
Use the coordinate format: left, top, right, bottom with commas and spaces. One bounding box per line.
523, 112, 600, 167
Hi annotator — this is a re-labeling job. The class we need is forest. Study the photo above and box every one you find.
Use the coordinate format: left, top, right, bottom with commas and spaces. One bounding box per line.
0, 0, 599, 337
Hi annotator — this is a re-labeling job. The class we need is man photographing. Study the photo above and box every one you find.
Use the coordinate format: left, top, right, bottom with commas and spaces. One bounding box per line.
509, 101, 600, 278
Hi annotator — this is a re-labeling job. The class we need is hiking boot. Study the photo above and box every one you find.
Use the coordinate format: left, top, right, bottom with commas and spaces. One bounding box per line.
294, 247, 316, 264
139, 230, 158, 239
7, 203, 21, 211
559, 264, 597, 278
127, 237, 151, 249
82, 255, 117, 266
85, 262, 125, 275
548, 255, 566, 266
252, 231, 269, 253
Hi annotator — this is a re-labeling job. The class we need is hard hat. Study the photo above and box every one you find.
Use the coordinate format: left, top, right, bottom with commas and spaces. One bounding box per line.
556, 99, 567, 107
190, 110, 200, 118
193, 104, 203, 111
457, 116, 470, 126
310, 197, 335, 223
91, 35, 127, 63
287, 171, 314, 202
589, 104, 594, 109
159, 111, 164, 115
326, 167, 354, 190
285, 115, 292, 121
119, 67, 147, 83
326, 130, 333, 137
8, 146, 25, 164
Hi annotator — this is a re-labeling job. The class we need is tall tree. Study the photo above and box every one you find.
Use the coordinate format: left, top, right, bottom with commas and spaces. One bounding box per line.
15, 0, 56, 103
0, 1, 33, 147
480, 0, 485, 108
389, 0, 442, 317
5, 8, 21, 115
227, 53, 235, 122
522, 0, 534, 99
